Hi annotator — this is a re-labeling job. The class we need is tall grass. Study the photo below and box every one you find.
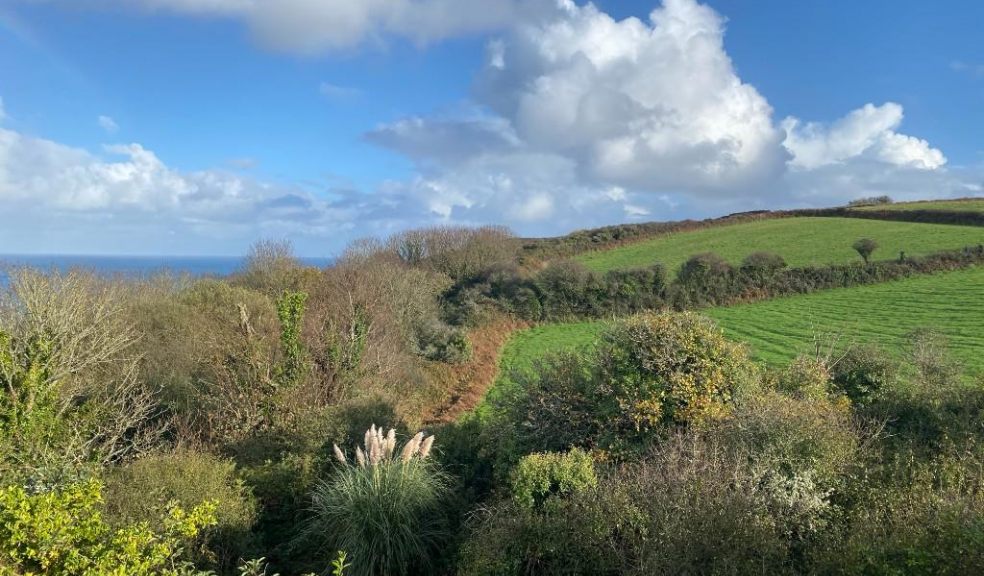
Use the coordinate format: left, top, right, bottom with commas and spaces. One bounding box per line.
309, 427, 450, 576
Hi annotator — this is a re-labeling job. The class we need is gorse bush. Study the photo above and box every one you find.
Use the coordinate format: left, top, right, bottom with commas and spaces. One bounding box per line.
597, 311, 755, 430
102, 450, 259, 573
0, 480, 217, 576
496, 311, 755, 458
309, 426, 449, 576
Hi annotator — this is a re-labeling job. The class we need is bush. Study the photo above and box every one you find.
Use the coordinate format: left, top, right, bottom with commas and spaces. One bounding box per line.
831, 345, 896, 406
0, 480, 217, 576
510, 449, 597, 510
413, 319, 471, 363
497, 312, 755, 459
852, 238, 878, 263
741, 251, 788, 272
847, 195, 893, 207
308, 427, 450, 576
814, 455, 984, 575
459, 434, 802, 576
533, 260, 599, 319
102, 450, 259, 573
597, 311, 755, 432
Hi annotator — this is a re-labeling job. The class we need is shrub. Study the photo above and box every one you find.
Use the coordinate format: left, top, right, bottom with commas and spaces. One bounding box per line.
0, 480, 217, 576
813, 455, 984, 575
533, 260, 598, 319
847, 195, 893, 207
717, 388, 862, 491
275, 290, 309, 388
413, 319, 471, 363
906, 327, 961, 387
102, 450, 259, 573
309, 426, 450, 576
597, 311, 755, 432
510, 449, 597, 510
831, 345, 896, 406
852, 238, 878, 263
773, 356, 832, 401
459, 434, 802, 576
741, 251, 788, 272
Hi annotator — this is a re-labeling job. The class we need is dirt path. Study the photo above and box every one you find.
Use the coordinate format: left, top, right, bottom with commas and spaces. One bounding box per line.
425, 317, 528, 425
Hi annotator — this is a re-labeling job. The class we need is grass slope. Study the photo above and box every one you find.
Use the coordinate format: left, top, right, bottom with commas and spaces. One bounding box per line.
852, 198, 984, 213
575, 217, 984, 274
705, 266, 984, 375
485, 267, 984, 406
474, 321, 607, 419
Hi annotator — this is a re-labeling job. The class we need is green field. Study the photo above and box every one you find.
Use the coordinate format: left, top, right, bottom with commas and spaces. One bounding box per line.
486, 267, 984, 405
852, 198, 984, 213
575, 217, 983, 274
705, 266, 984, 374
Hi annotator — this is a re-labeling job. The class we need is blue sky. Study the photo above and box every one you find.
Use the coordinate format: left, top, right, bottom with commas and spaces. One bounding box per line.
1, 0, 981, 256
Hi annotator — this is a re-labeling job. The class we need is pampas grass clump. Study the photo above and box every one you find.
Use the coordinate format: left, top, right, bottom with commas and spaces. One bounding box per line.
311, 425, 448, 576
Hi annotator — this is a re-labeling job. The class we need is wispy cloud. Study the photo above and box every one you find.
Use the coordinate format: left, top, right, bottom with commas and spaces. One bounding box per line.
950, 60, 984, 78
319, 82, 361, 100
98, 115, 119, 134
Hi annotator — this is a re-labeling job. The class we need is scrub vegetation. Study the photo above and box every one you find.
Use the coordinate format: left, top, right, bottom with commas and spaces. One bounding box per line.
2, 203, 983, 575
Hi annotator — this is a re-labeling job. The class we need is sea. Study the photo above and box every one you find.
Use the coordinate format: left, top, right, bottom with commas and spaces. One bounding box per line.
0, 254, 335, 288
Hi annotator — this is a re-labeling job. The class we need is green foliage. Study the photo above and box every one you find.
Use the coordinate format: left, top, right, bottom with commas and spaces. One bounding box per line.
575, 216, 981, 275
510, 449, 597, 510
597, 311, 754, 430
492, 312, 754, 458
102, 450, 259, 573
275, 290, 308, 388
831, 345, 896, 405
0, 480, 217, 576
853, 237, 879, 263
308, 428, 450, 576
413, 319, 471, 363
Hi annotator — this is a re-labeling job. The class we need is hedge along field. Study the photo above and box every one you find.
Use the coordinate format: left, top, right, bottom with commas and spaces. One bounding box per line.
481, 266, 984, 406
852, 198, 984, 213
705, 266, 984, 376
574, 217, 984, 275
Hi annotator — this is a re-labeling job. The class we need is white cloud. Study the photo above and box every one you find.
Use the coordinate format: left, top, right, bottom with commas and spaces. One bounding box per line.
97, 115, 119, 134
0, 124, 369, 254
3, 0, 976, 254
782, 103, 946, 171
36, 0, 558, 53
474, 0, 787, 192
951, 60, 984, 78
319, 82, 361, 100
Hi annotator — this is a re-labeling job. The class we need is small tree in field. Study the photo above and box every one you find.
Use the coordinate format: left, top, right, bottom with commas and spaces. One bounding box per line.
852, 238, 878, 263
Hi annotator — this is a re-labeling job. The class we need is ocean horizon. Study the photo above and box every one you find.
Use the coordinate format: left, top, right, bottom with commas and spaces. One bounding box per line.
0, 253, 335, 287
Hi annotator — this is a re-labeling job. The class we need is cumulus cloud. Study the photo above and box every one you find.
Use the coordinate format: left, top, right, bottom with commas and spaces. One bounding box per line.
0, 124, 370, 254
97, 115, 119, 134
782, 103, 946, 171
4, 0, 975, 254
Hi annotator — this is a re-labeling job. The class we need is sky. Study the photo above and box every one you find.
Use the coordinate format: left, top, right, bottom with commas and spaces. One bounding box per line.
0, 0, 982, 257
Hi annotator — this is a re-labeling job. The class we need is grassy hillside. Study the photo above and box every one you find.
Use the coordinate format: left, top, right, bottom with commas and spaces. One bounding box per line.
574, 217, 984, 274
488, 266, 984, 397
705, 266, 984, 374
852, 198, 984, 212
